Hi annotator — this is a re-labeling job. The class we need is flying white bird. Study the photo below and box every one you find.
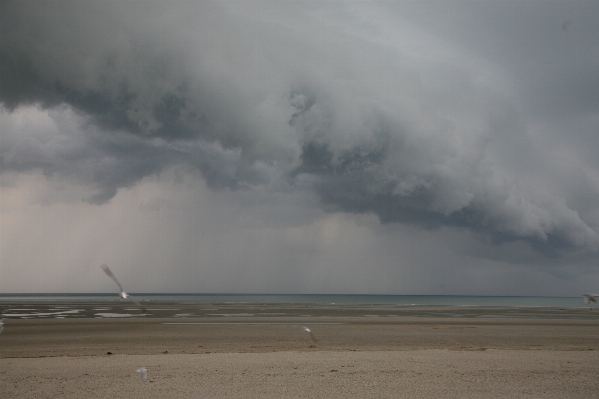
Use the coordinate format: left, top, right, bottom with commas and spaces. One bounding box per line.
301, 326, 317, 343
583, 294, 599, 304
136, 366, 148, 381
100, 264, 146, 311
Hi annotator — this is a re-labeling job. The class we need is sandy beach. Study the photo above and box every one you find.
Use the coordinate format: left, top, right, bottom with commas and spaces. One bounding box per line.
1, 303, 599, 397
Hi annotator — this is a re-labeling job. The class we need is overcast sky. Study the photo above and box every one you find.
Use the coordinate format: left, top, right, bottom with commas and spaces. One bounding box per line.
1, 1, 598, 295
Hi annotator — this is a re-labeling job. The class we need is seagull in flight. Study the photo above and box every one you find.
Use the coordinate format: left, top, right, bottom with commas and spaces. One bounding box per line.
583, 293, 599, 305
136, 366, 148, 381
100, 264, 146, 312
300, 326, 317, 343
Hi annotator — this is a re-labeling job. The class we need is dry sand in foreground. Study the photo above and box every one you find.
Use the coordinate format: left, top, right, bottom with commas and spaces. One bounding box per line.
2, 350, 599, 398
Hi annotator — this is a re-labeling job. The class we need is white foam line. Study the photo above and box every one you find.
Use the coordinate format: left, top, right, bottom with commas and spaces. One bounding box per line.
2, 309, 84, 317
163, 322, 345, 325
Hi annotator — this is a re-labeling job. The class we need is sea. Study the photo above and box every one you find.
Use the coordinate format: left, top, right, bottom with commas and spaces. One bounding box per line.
2, 294, 596, 319
0, 293, 599, 321
0, 293, 588, 307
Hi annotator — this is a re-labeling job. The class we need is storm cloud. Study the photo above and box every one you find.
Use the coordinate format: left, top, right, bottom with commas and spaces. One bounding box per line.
2, 0, 599, 280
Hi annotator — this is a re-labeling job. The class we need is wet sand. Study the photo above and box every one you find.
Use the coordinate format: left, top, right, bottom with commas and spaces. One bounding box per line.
1, 303, 599, 397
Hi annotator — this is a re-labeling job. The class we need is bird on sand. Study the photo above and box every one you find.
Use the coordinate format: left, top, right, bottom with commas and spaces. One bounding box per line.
0, 319, 4, 334
100, 264, 146, 312
583, 293, 599, 305
136, 366, 148, 381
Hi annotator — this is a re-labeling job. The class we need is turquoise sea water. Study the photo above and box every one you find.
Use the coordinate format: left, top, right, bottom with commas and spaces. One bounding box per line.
0, 293, 589, 308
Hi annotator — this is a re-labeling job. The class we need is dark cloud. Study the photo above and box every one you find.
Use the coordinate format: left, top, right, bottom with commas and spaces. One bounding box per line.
292, 137, 596, 259
1, 0, 598, 262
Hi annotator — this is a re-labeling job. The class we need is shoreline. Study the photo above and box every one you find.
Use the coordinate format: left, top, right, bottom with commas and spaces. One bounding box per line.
2, 312, 599, 358
2, 300, 598, 319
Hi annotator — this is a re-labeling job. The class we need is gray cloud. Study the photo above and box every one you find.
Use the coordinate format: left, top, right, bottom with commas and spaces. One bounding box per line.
0, 106, 275, 204
1, 0, 599, 263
